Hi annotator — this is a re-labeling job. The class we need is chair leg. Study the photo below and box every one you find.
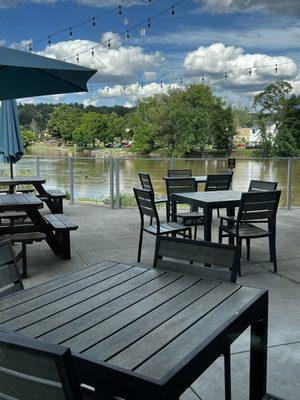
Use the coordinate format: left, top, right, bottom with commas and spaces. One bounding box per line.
246, 238, 250, 260
237, 238, 242, 276
224, 346, 231, 400
217, 208, 220, 218
269, 234, 277, 273
194, 225, 197, 240
137, 228, 143, 262
218, 227, 222, 244
21, 243, 27, 278
166, 202, 170, 222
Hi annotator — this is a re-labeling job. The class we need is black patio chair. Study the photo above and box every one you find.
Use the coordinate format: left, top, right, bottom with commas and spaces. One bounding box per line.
219, 190, 281, 273
153, 236, 240, 400
248, 180, 278, 192
133, 188, 192, 262
205, 173, 233, 217
0, 330, 116, 400
139, 172, 168, 221
167, 169, 192, 177
165, 177, 204, 239
0, 239, 23, 299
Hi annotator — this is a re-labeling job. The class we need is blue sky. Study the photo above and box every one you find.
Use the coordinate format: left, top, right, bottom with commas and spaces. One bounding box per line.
1, 0, 300, 107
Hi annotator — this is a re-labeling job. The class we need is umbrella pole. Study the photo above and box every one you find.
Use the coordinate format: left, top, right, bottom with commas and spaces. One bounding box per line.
10, 162, 13, 179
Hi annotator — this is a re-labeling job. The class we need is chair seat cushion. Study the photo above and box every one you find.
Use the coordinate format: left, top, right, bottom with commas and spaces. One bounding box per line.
145, 222, 189, 234
221, 223, 271, 238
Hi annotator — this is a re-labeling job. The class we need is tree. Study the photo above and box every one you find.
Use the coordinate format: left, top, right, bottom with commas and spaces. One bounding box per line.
210, 102, 236, 155
253, 81, 294, 156
20, 126, 37, 147
73, 112, 109, 148
47, 105, 84, 142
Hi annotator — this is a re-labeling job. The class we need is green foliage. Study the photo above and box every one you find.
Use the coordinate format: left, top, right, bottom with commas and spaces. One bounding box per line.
233, 106, 256, 128
73, 112, 109, 148
20, 126, 37, 147
253, 81, 300, 157
47, 105, 84, 142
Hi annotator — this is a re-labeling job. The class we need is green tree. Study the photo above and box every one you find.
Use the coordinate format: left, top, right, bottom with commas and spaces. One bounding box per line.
47, 105, 84, 142
73, 112, 109, 148
210, 103, 236, 155
20, 126, 37, 147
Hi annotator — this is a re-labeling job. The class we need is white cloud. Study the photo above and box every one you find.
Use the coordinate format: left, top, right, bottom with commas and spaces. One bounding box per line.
123, 101, 134, 108
201, 0, 300, 17
142, 71, 158, 81
97, 82, 182, 100
0, 0, 56, 8
184, 43, 298, 88
39, 34, 164, 83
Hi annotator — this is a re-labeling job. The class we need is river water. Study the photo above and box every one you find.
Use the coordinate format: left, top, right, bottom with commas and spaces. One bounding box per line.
1, 144, 298, 206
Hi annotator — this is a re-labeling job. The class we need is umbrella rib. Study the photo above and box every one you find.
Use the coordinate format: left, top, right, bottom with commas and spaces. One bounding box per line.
37, 68, 88, 92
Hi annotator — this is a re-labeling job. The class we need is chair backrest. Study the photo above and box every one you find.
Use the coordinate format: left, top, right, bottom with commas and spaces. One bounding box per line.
0, 240, 23, 298
167, 169, 192, 177
237, 190, 281, 224
139, 172, 154, 193
154, 236, 240, 283
133, 187, 160, 224
165, 177, 197, 202
0, 330, 83, 400
248, 180, 278, 192
205, 173, 233, 191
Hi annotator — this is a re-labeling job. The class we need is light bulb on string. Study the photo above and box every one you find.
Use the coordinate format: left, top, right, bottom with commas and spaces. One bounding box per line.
275, 64, 278, 73
29, 43, 32, 52
148, 18, 151, 28
171, 5, 175, 15
225, 71, 228, 80
69, 27, 73, 38
248, 67, 252, 76
123, 83, 126, 91
108, 39, 111, 49
48, 36, 51, 45
160, 80, 163, 88
202, 74, 205, 82
106, 86, 109, 92
91, 48, 94, 57
118, 5, 122, 15
180, 77, 183, 85
77, 54, 79, 63
92, 17, 96, 27
141, 81, 144, 89
126, 30, 130, 39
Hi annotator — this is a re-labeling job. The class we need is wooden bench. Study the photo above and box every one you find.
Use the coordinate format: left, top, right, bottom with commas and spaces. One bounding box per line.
2, 232, 46, 278
0, 188, 35, 194
44, 214, 78, 259
38, 189, 66, 213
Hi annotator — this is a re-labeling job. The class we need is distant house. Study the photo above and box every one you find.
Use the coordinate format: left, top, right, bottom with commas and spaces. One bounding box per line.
235, 124, 276, 146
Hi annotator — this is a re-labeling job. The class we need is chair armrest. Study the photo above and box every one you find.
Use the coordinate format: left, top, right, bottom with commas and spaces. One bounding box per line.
220, 215, 237, 225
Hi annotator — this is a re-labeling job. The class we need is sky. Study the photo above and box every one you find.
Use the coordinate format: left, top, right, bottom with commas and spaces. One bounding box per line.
1, 0, 300, 107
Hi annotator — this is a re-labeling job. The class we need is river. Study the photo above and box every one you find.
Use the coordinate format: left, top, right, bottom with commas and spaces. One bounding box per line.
1, 144, 298, 206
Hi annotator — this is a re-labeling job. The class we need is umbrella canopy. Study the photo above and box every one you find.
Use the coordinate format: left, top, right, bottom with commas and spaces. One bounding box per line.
0, 99, 24, 177
0, 46, 97, 100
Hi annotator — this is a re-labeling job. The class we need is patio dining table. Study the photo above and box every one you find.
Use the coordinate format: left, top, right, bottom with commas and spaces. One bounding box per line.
0, 175, 63, 213
164, 175, 207, 183
0, 261, 269, 400
172, 190, 243, 242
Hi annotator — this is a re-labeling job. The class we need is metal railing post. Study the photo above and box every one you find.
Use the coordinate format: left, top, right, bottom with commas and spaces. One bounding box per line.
287, 157, 293, 210
35, 156, 40, 176
115, 158, 120, 209
169, 158, 175, 170
109, 158, 114, 209
69, 157, 75, 204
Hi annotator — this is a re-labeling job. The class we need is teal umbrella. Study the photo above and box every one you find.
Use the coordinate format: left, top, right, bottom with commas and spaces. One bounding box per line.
0, 46, 96, 100
0, 99, 24, 178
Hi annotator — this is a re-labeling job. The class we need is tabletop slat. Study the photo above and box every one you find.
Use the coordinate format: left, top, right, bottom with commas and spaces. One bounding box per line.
82, 279, 220, 361
0, 176, 45, 185
2, 265, 146, 328
41, 273, 191, 346
107, 283, 239, 371
19, 269, 166, 338
0, 261, 117, 312
135, 287, 262, 379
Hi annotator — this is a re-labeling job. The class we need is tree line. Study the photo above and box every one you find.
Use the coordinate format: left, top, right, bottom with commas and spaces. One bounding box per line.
17, 81, 300, 157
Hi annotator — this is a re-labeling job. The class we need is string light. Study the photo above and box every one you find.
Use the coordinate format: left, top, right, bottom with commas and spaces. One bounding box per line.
108, 39, 111, 48
171, 5, 175, 15
69, 27, 73, 38
225, 71, 228, 80
202, 74, 205, 82
123, 83, 126, 91
141, 81, 144, 89
118, 5, 122, 15
160, 80, 163, 88
126, 30, 130, 39
180, 77, 183, 85
29, 43, 32, 52
92, 17, 96, 27
76, 54, 79, 63
275, 64, 278, 73
48, 36, 51, 45
249, 67, 252, 76
91, 48, 94, 57
148, 18, 151, 28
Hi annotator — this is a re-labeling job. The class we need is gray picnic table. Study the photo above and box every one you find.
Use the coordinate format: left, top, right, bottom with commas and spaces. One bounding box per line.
0, 193, 77, 259
164, 175, 207, 183
0, 176, 65, 213
0, 261, 269, 400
